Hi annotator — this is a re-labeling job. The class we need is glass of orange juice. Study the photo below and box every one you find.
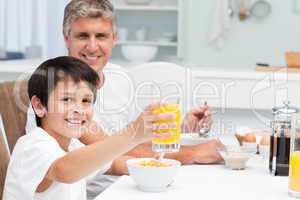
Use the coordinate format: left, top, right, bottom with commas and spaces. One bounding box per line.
151, 103, 180, 152
289, 117, 300, 198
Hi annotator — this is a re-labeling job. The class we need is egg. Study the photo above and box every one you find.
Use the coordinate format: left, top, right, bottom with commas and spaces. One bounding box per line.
234, 134, 244, 146
243, 133, 256, 143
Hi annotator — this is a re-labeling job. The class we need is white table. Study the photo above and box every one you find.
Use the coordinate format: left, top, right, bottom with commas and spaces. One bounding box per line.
95, 156, 294, 200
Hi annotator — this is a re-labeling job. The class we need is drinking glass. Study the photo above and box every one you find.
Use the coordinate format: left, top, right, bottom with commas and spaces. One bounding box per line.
289, 117, 300, 198
151, 103, 181, 153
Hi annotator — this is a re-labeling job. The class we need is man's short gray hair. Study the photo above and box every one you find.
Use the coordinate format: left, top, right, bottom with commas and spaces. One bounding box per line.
63, 0, 116, 36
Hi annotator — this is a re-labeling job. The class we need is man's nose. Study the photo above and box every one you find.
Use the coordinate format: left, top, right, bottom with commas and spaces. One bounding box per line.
86, 37, 99, 52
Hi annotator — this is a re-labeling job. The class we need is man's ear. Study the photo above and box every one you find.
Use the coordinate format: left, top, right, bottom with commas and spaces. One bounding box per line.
112, 31, 117, 47
63, 31, 70, 49
31, 96, 47, 118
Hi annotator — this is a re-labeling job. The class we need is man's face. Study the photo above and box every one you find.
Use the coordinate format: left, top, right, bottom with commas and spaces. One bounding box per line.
42, 79, 94, 139
64, 17, 117, 73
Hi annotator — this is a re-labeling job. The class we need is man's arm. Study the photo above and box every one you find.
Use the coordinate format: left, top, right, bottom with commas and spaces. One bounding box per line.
125, 140, 223, 165
78, 105, 221, 176
104, 155, 134, 175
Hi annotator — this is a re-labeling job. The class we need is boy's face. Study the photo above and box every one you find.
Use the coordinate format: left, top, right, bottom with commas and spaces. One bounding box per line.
42, 79, 94, 139
64, 17, 117, 74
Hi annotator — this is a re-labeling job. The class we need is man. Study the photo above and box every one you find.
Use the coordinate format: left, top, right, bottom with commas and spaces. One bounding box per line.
27, 0, 223, 198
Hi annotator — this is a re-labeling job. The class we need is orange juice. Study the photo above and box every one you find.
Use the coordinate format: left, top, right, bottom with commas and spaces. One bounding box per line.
151, 104, 180, 152
289, 151, 300, 192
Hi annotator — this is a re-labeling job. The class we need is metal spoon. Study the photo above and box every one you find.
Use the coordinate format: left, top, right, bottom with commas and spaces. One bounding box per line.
199, 123, 209, 137
198, 101, 210, 137
158, 152, 165, 163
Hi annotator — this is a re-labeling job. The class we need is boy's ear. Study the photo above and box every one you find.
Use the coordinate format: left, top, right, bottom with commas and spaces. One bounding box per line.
31, 96, 47, 117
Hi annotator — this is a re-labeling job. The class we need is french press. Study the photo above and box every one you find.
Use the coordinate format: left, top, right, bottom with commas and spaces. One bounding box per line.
269, 101, 300, 176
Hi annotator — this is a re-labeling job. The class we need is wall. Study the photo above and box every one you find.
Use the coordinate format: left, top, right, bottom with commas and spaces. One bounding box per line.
183, 0, 300, 70
46, 0, 69, 58
2, 0, 300, 70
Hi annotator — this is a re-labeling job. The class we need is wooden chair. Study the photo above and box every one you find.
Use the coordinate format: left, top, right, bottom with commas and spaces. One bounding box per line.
0, 80, 29, 153
0, 128, 10, 199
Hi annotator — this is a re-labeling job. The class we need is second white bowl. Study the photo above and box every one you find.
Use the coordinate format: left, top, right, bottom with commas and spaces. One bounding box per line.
121, 44, 158, 63
127, 158, 181, 192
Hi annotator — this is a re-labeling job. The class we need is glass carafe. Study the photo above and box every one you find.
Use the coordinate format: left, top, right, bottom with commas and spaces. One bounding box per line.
269, 101, 299, 176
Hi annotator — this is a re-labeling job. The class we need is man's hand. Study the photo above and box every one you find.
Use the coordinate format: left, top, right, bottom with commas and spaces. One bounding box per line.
181, 105, 213, 133
187, 139, 224, 164
105, 155, 135, 176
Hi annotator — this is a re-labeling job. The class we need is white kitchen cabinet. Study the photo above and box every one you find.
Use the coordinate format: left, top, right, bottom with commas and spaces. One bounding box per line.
190, 69, 300, 110
111, 0, 183, 62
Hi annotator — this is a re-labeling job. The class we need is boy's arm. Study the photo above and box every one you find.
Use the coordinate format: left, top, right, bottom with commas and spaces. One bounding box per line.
39, 105, 174, 187
43, 122, 141, 185
77, 120, 134, 175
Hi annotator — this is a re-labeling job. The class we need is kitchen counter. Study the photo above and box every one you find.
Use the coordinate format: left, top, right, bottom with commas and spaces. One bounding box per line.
0, 59, 42, 73
1, 59, 299, 80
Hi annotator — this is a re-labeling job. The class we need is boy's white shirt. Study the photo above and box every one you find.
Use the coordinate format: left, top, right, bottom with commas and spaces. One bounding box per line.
3, 127, 86, 200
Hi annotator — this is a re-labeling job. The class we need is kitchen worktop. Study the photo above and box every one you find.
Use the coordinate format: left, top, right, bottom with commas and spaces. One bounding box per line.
0, 59, 43, 73
1, 59, 300, 80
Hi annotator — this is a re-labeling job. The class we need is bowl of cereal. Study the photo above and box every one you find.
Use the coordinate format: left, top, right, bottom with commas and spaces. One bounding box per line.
126, 158, 181, 192
218, 145, 253, 170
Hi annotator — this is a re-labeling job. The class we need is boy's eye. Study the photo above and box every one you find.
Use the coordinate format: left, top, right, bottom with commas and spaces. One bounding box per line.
62, 97, 72, 102
82, 98, 93, 104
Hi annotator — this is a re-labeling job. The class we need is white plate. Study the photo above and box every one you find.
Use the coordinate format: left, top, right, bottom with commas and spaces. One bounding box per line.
180, 133, 213, 146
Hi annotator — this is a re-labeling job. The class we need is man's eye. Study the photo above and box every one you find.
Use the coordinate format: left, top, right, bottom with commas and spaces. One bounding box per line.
96, 34, 108, 40
77, 34, 88, 39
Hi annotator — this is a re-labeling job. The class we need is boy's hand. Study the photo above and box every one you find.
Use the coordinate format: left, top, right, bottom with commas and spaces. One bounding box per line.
79, 120, 107, 145
130, 102, 177, 144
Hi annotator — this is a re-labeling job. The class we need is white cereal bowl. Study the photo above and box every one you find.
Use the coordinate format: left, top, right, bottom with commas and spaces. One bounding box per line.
126, 158, 181, 192
121, 44, 158, 63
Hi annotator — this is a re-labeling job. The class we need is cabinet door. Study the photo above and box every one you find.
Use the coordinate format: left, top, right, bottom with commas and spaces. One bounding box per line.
111, 0, 184, 62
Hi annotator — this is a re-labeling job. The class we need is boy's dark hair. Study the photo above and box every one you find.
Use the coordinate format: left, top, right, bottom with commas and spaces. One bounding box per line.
28, 56, 100, 127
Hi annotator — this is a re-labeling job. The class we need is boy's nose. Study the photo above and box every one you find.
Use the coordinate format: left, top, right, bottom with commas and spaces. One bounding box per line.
73, 104, 84, 114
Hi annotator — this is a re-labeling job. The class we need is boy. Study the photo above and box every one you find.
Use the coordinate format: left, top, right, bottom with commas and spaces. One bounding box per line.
3, 56, 174, 200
